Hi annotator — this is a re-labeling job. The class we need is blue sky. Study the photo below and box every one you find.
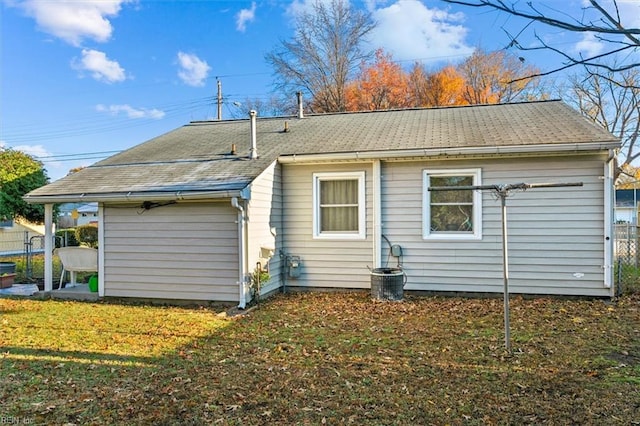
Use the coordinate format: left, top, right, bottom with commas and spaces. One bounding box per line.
2, 0, 639, 181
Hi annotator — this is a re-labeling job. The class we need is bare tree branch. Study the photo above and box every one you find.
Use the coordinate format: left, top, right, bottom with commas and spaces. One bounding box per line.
588, 0, 640, 46
506, 37, 640, 85
265, 0, 375, 113
442, 0, 640, 36
441, 0, 640, 84
564, 65, 640, 180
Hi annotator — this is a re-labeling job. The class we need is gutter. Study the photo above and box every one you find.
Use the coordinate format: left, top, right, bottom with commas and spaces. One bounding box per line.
23, 189, 243, 204
277, 142, 620, 164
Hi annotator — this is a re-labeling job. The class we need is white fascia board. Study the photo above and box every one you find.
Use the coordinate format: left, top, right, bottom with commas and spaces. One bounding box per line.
277, 142, 620, 164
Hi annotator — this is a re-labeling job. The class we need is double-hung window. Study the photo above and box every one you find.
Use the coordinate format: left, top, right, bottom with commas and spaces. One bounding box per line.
313, 171, 365, 239
424, 168, 482, 240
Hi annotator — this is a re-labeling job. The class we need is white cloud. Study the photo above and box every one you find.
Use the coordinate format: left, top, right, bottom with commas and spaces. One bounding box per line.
16, 0, 133, 46
177, 52, 211, 87
11, 144, 52, 159
236, 2, 257, 32
71, 49, 127, 83
574, 33, 604, 58
621, 1, 640, 28
1, 141, 50, 159
286, 0, 335, 19
369, 0, 473, 64
286, 0, 312, 18
96, 104, 165, 119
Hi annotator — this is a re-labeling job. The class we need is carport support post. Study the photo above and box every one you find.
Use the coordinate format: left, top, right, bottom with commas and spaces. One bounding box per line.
44, 203, 54, 292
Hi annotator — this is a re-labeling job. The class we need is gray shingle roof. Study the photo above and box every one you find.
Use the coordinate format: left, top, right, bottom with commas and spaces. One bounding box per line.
26, 100, 619, 202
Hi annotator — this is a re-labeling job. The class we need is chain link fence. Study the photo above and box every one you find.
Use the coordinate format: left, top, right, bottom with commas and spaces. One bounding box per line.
614, 224, 640, 296
0, 230, 58, 284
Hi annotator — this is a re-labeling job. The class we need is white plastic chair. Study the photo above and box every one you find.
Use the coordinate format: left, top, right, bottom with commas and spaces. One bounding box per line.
54, 247, 98, 289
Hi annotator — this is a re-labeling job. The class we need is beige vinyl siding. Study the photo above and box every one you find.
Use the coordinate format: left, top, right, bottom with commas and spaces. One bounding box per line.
247, 161, 282, 296
282, 163, 374, 289
0, 222, 43, 255
103, 202, 239, 301
382, 155, 609, 297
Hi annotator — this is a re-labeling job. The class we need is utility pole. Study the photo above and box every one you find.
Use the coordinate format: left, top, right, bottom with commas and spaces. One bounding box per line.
429, 182, 583, 352
217, 78, 222, 120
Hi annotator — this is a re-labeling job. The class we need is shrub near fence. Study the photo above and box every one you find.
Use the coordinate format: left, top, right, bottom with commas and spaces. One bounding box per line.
56, 229, 79, 247
76, 224, 98, 248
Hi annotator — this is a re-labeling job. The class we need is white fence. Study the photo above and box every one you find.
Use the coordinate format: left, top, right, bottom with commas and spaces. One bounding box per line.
614, 223, 639, 294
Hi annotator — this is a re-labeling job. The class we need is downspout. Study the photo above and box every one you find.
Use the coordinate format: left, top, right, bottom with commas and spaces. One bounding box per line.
604, 149, 615, 295
231, 197, 247, 308
373, 160, 382, 268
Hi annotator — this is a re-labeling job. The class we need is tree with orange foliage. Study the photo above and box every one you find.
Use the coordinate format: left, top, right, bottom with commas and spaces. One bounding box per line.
409, 63, 468, 107
345, 49, 412, 111
457, 48, 542, 104
345, 47, 546, 112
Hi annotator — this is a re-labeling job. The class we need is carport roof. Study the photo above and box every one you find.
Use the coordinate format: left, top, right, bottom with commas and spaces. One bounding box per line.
25, 100, 619, 203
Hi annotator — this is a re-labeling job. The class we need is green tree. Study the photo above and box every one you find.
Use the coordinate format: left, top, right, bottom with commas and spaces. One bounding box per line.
0, 149, 50, 223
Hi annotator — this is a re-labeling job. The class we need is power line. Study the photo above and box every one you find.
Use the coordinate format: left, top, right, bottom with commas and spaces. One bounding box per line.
37, 150, 122, 160
2, 96, 216, 143
4, 95, 214, 134
41, 155, 116, 164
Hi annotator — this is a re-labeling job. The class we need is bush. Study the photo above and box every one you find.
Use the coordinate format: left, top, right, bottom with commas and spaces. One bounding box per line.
75, 224, 98, 248
55, 229, 79, 247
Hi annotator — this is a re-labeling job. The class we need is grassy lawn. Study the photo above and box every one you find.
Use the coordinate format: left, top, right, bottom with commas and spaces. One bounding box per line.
1, 292, 639, 425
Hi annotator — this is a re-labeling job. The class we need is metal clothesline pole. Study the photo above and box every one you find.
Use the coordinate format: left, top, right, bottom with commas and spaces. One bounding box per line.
429, 181, 583, 352
500, 191, 510, 352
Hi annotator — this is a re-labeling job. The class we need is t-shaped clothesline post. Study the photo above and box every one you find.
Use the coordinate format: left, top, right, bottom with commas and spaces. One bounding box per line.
429, 182, 583, 352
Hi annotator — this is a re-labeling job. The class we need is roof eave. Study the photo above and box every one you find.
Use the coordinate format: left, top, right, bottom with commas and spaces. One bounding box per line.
277, 141, 620, 163
23, 189, 245, 205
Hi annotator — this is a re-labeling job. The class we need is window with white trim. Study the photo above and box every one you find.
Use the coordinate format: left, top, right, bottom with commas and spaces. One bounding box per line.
424, 169, 482, 240
313, 171, 366, 239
